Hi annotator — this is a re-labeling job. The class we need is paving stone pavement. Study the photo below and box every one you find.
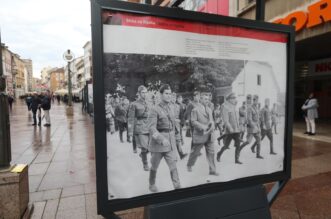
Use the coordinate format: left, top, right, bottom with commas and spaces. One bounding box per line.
8, 100, 331, 218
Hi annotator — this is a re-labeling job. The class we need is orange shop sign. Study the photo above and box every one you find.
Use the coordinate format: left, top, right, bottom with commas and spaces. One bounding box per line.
273, 0, 331, 31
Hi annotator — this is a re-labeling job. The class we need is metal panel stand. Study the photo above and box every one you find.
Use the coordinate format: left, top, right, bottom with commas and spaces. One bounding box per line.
147, 185, 271, 219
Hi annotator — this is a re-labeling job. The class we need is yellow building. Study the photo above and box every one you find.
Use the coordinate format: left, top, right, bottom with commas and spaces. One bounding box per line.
11, 54, 26, 97
49, 67, 65, 92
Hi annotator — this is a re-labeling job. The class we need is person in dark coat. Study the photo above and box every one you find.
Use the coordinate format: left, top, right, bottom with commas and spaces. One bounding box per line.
30, 93, 41, 126
8, 94, 14, 111
25, 94, 32, 111
41, 91, 51, 127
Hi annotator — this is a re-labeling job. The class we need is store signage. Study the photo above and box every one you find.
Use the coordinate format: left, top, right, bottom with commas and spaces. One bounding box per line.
273, 0, 331, 31
309, 57, 331, 75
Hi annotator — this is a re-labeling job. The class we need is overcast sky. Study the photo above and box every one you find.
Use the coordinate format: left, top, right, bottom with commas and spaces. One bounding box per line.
0, 0, 91, 78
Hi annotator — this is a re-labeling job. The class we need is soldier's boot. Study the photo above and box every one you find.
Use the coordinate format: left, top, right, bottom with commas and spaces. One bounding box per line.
170, 168, 181, 189
141, 152, 150, 171
132, 139, 137, 153
235, 147, 243, 164
216, 146, 228, 162
127, 135, 131, 143
256, 145, 264, 159
149, 170, 158, 192
119, 132, 124, 143
177, 144, 187, 160
270, 143, 277, 155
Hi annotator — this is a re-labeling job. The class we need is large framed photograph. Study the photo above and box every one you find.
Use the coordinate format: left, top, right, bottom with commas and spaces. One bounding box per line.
91, 0, 294, 215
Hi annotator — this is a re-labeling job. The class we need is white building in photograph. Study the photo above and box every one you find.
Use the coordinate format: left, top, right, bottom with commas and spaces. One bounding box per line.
232, 61, 281, 106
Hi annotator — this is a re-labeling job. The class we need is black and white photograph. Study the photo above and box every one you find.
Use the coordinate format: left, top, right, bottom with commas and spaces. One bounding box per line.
102, 11, 288, 200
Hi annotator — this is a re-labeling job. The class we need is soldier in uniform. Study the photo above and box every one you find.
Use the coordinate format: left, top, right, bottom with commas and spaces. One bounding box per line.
216, 93, 243, 164
184, 91, 200, 138
177, 95, 186, 145
238, 101, 247, 141
148, 84, 181, 192
271, 103, 278, 134
127, 85, 151, 171
240, 95, 263, 159
105, 94, 115, 134
115, 97, 130, 143
252, 98, 276, 155
172, 93, 187, 159
213, 103, 223, 136
187, 91, 218, 176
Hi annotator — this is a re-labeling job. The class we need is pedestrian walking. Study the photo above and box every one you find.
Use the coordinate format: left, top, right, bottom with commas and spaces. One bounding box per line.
302, 92, 319, 135
41, 90, 51, 127
148, 84, 181, 192
30, 93, 41, 126
56, 95, 61, 104
8, 94, 14, 111
25, 94, 32, 111
127, 85, 151, 171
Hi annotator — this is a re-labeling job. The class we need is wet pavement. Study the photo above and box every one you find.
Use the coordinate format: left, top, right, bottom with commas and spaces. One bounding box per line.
7, 100, 331, 218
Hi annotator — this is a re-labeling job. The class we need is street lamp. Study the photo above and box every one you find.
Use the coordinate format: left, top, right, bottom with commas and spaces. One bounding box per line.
63, 49, 75, 115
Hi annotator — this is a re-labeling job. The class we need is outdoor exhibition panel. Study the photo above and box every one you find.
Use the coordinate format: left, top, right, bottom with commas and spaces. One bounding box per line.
91, 0, 294, 216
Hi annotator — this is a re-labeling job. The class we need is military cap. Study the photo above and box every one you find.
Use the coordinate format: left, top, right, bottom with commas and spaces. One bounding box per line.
137, 85, 147, 93
226, 92, 236, 100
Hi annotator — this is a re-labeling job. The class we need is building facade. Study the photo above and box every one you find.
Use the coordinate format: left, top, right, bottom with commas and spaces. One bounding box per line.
49, 67, 65, 92
22, 59, 33, 92
1, 44, 14, 95
235, 0, 331, 119
83, 41, 92, 83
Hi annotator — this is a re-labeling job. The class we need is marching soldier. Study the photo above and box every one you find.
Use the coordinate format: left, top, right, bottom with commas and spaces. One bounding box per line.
187, 91, 218, 176
216, 93, 243, 164
240, 95, 263, 159
239, 101, 247, 141
213, 103, 223, 136
148, 84, 181, 192
177, 95, 186, 145
252, 98, 277, 155
115, 97, 130, 143
105, 94, 115, 134
184, 91, 200, 138
128, 85, 151, 171
271, 103, 278, 134
172, 93, 187, 159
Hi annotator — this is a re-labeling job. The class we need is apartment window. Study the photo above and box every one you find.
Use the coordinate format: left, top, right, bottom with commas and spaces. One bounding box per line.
257, 74, 261, 86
